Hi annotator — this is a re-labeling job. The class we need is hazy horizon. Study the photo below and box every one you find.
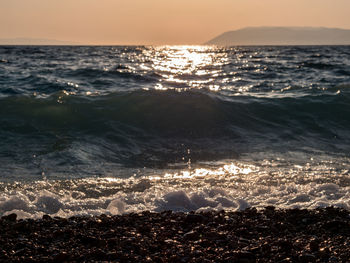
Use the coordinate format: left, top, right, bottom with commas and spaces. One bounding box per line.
2, 26, 350, 46
2, 0, 350, 45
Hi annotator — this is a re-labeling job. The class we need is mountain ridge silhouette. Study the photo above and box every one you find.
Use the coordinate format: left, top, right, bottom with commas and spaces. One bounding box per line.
206, 27, 350, 45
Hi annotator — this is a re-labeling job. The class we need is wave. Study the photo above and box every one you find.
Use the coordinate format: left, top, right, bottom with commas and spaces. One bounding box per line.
0, 90, 229, 136
1, 89, 350, 170
64, 67, 159, 83
297, 59, 343, 70
2, 89, 350, 132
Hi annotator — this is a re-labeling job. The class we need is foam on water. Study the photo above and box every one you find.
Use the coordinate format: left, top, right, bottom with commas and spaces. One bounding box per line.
1, 155, 350, 219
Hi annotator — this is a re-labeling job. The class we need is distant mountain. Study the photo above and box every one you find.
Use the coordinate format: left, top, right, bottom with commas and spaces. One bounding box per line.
0, 38, 79, 45
206, 27, 350, 46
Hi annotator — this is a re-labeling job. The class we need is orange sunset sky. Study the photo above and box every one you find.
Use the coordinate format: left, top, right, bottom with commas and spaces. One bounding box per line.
1, 0, 350, 45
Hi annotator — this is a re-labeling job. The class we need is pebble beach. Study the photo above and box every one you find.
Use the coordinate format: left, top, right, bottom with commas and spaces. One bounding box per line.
1, 207, 350, 262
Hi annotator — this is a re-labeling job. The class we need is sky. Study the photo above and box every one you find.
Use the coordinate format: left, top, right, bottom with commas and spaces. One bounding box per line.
1, 0, 350, 45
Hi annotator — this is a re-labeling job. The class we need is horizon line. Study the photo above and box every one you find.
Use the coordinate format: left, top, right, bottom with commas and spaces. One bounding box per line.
2, 26, 350, 46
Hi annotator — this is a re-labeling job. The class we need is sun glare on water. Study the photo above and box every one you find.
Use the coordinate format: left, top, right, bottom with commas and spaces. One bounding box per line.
147, 163, 255, 181
142, 46, 229, 91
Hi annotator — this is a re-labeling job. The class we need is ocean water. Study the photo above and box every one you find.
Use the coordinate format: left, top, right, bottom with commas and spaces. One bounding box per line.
1, 45, 350, 219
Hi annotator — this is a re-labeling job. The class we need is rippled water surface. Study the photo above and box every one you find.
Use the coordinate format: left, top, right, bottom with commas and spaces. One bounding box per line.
0, 45, 350, 218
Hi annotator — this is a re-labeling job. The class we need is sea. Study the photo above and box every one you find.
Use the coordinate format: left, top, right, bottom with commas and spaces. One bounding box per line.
0, 45, 350, 219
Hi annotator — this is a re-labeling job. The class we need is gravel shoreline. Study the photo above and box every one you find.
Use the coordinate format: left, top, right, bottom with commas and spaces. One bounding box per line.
1, 207, 350, 262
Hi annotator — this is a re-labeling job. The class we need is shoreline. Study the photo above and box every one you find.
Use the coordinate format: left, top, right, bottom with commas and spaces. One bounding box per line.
1, 207, 350, 262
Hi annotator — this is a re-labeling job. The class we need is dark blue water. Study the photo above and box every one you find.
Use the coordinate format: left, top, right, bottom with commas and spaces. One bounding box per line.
1, 46, 350, 218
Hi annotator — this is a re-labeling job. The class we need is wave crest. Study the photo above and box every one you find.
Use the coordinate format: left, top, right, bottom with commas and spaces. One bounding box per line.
1, 89, 350, 169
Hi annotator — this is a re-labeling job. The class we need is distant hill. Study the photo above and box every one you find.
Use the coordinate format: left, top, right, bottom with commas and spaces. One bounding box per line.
206, 27, 350, 46
0, 38, 79, 45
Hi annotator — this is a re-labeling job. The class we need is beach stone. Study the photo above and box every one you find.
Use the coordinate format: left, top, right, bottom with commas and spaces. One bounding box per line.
2, 213, 17, 222
265, 206, 276, 214
233, 251, 256, 263
80, 235, 99, 246
138, 224, 151, 234
309, 240, 319, 251
319, 247, 331, 259
199, 239, 211, 248
299, 253, 316, 263
53, 252, 70, 262
106, 252, 118, 260
14, 248, 27, 256
183, 230, 200, 241
278, 240, 293, 252
278, 258, 292, 263
249, 246, 260, 253
205, 231, 225, 241
42, 214, 52, 220
328, 256, 339, 262
13, 221, 30, 232
185, 214, 205, 224
90, 249, 107, 259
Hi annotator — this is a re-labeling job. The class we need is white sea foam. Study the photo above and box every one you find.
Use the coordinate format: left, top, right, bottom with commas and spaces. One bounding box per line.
1, 159, 350, 219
